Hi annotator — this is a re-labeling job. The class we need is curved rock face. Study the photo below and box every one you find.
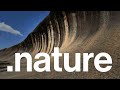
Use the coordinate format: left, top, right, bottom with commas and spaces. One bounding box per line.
0, 11, 120, 79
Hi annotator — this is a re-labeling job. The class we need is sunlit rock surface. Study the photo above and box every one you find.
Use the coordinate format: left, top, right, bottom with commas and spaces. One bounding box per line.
0, 11, 120, 79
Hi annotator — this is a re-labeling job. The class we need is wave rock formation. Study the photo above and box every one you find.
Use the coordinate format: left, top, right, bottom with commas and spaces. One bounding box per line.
0, 11, 120, 79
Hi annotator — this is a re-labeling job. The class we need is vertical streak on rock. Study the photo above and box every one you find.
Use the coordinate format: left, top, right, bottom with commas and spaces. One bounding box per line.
49, 21, 54, 53
61, 11, 69, 48
46, 27, 51, 54
69, 13, 77, 45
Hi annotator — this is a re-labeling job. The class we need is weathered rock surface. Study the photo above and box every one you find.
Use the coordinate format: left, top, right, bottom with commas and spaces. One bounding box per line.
0, 11, 120, 79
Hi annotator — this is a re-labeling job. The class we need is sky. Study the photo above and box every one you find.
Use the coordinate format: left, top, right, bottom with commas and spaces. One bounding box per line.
0, 11, 50, 49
